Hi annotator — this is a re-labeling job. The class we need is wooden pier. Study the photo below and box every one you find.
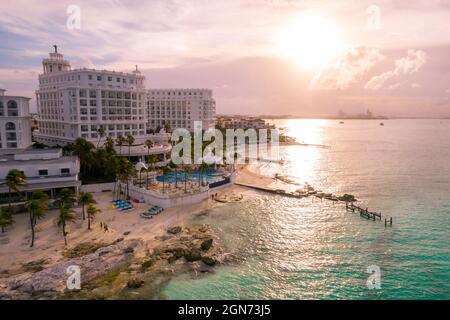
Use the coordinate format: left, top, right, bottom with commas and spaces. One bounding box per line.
234, 182, 393, 226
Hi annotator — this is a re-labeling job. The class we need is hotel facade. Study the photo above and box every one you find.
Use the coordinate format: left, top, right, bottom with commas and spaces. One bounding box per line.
34, 49, 217, 148
34, 49, 148, 146
0, 88, 81, 204
147, 89, 216, 132
0, 89, 32, 152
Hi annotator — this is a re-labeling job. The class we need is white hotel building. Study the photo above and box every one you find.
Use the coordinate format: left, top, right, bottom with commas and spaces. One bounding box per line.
0, 88, 80, 203
34, 49, 148, 146
0, 89, 32, 152
147, 89, 216, 132
34, 48, 216, 148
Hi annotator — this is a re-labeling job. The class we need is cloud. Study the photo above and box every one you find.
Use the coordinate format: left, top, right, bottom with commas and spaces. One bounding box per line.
365, 49, 427, 90
309, 46, 384, 90
0, 68, 39, 83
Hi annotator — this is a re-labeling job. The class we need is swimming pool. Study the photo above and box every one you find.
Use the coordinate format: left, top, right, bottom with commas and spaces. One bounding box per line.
154, 169, 224, 184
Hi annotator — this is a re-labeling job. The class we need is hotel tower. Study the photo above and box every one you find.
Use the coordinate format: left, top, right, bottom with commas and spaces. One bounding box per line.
34, 47, 148, 146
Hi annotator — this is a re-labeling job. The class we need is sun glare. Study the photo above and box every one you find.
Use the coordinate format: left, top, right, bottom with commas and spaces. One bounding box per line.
276, 14, 345, 69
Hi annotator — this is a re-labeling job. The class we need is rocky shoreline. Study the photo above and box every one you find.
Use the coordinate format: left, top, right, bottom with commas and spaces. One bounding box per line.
0, 224, 229, 300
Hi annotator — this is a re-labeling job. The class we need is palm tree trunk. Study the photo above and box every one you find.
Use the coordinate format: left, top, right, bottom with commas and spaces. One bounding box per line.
82, 204, 86, 220
8, 187, 12, 208
30, 213, 35, 248
63, 222, 67, 246
88, 213, 91, 230
139, 170, 142, 188
146, 151, 150, 189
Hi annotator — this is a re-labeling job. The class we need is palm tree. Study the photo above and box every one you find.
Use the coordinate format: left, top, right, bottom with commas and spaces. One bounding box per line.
73, 138, 96, 177
183, 166, 192, 193
31, 190, 49, 202
163, 122, 171, 133
96, 127, 106, 148
26, 199, 47, 247
144, 138, 154, 183
30, 191, 49, 226
0, 207, 14, 233
78, 192, 95, 220
126, 134, 135, 159
5, 169, 26, 207
105, 136, 115, 155
116, 135, 126, 156
146, 154, 158, 189
198, 163, 209, 187
115, 158, 136, 200
57, 204, 76, 246
161, 166, 170, 194
145, 139, 154, 162
57, 188, 76, 209
86, 204, 101, 230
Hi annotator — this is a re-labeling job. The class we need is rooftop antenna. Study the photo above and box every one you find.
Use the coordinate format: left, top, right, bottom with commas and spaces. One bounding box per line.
53, 45, 58, 53
135, 65, 138, 71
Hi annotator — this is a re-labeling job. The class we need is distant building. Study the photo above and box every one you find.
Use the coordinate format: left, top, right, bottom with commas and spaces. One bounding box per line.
34, 48, 148, 146
0, 89, 32, 152
216, 116, 272, 130
147, 89, 216, 132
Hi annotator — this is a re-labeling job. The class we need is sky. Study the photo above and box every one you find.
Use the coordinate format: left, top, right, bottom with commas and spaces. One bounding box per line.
1, 0, 450, 117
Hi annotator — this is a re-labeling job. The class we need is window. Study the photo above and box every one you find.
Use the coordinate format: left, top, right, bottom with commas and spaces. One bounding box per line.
0, 101, 3, 116
7, 100, 18, 116
5, 122, 16, 130
61, 168, 70, 176
108, 76, 112, 81
97, 75, 102, 81
6, 142, 17, 148
38, 169, 48, 176
6, 132, 16, 141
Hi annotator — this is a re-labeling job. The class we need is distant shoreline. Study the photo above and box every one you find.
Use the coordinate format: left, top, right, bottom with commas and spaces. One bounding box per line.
217, 115, 450, 120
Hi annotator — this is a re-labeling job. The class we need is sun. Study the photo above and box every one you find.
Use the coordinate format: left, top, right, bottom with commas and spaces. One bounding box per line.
276, 14, 345, 69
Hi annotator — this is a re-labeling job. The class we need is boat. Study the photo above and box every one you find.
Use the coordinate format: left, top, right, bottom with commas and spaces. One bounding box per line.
339, 121, 345, 124
380, 122, 385, 126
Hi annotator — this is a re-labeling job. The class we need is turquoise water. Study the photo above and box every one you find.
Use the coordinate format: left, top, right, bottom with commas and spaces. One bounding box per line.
162, 119, 450, 300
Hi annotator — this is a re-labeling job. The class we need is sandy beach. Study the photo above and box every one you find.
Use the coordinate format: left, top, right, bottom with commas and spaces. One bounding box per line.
0, 165, 277, 299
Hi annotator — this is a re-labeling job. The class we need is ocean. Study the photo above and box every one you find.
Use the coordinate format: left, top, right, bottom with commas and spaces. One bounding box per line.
161, 119, 450, 300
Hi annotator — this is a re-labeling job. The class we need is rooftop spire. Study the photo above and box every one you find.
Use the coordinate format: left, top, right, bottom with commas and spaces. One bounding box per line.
53, 45, 58, 53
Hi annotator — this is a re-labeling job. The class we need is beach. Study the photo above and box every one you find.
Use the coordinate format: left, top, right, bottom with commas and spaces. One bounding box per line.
0, 165, 272, 299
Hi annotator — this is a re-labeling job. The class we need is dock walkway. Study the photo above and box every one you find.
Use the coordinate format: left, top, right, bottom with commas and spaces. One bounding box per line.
235, 182, 393, 226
